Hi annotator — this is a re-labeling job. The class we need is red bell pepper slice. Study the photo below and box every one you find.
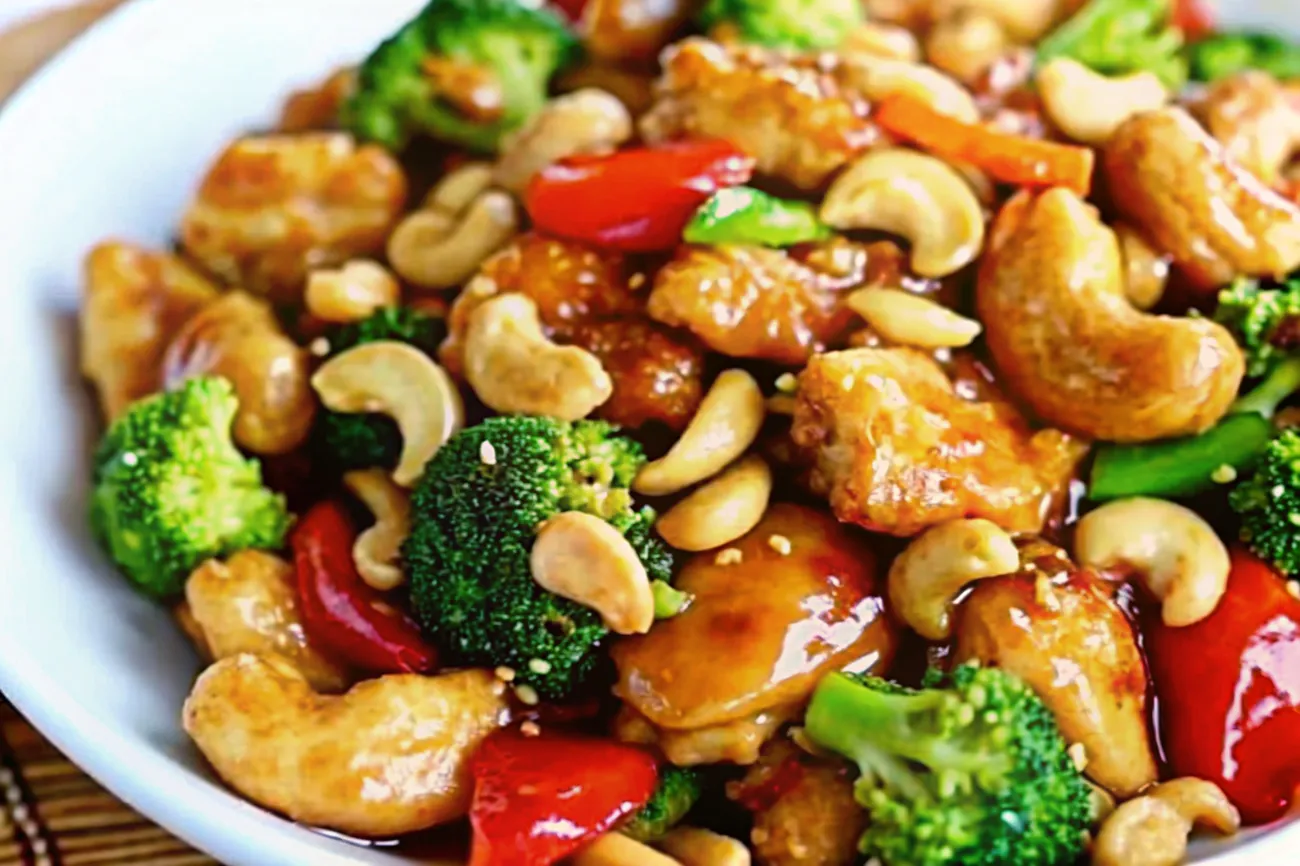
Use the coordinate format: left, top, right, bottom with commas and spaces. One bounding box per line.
290, 500, 438, 675
468, 728, 658, 866
524, 138, 755, 253
1147, 547, 1300, 824
1172, 0, 1216, 41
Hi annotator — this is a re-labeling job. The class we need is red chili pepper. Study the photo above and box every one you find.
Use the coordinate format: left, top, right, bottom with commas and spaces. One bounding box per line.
468, 728, 658, 866
549, 0, 589, 21
1146, 547, 1300, 824
1172, 0, 1216, 41
524, 139, 755, 253
291, 500, 438, 675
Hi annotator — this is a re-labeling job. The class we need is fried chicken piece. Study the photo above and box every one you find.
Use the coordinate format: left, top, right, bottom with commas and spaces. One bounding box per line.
791, 347, 1084, 537
613, 703, 799, 766
569, 317, 704, 430
1193, 71, 1300, 186
278, 68, 356, 133
641, 38, 878, 190
647, 239, 889, 364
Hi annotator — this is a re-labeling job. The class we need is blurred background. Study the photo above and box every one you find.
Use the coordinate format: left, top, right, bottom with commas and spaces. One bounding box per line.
0, 1, 124, 100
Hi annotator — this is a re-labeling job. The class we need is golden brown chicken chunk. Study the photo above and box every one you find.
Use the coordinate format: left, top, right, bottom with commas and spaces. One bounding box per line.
791, 348, 1084, 537
647, 239, 887, 364
568, 318, 705, 430
80, 242, 221, 421
1193, 71, 1300, 186
180, 133, 407, 302
614, 703, 801, 766
729, 740, 867, 866
581, 0, 695, 63
641, 38, 877, 190
278, 68, 357, 133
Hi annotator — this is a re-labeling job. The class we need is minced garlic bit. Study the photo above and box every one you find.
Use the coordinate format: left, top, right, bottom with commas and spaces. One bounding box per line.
494, 665, 517, 682
1068, 742, 1088, 772
1211, 463, 1238, 484
775, 372, 798, 394
767, 534, 793, 556
520, 720, 542, 737
514, 684, 540, 706
480, 440, 498, 466
308, 336, 331, 357
715, 547, 744, 566
528, 658, 552, 675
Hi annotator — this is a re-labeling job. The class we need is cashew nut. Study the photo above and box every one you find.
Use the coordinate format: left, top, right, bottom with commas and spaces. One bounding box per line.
1092, 778, 1240, 866
1116, 222, 1171, 311
656, 455, 773, 552
839, 55, 979, 123
887, 519, 1019, 640
977, 188, 1245, 442
571, 834, 681, 866
924, 8, 1007, 85
634, 370, 766, 496
311, 341, 464, 487
425, 162, 495, 215
821, 148, 985, 278
661, 827, 752, 866
387, 191, 518, 290
183, 656, 511, 838
1075, 497, 1230, 627
463, 293, 613, 420
494, 89, 633, 195
840, 22, 921, 63
931, 0, 1065, 41
846, 287, 982, 349
530, 511, 654, 635
1037, 58, 1169, 146
304, 259, 401, 323
343, 469, 411, 591
185, 551, 351, 693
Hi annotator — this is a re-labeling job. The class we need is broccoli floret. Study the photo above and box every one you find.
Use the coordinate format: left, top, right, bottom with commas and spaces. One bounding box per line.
89, 377, 291, 599
698, 0, 862, 51
1189, 31, 1300, 83
313, 306, 446, 471
623, 766, 705, 842
805, 665, 1093, 866
1037, 0, 1187, 90
342, 0, 579, 152
403, 416, 673, 698
1215, 278, 1300, 378
1232, 427, 1300, 576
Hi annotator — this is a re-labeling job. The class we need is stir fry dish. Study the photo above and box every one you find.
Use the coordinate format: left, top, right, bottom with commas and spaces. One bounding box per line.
79, 0, 1300, 863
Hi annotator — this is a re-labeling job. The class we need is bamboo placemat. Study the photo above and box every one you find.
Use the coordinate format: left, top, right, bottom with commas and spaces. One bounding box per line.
1, 4, 216, 864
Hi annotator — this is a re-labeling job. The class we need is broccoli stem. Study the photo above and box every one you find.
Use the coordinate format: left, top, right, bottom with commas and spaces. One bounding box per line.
1090, 356, 1300, 501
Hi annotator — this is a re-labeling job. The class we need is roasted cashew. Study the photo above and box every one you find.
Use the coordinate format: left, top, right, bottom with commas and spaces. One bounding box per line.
846, 287, 982, 349
634, 370, 766, 496
656, 455, 773, 552
931, 0, 1065, 41
977, 189, 1244, 442
839, 55, 979, 123
425, 162, 496, 215
387, 191, 518, 290
494, 89, 633, 195
887, 519, 1019, 640
924, 8, 1007, 85
183, 656, 511, 838
1037, 58, 1169, 146
311, 341, 464, 486
463, 293, 613, 421
304, 259, 400, 323
1092, 778, 1240, 866
530, 511, 655, 635
1116, 222, 1171, 311
185, 551, 350, 693
661, 828, 752, 866
343, 470, 411, 591
571, 834, 681, 866
821, 148, 985, 279
840, 21, 921, 63
1075, 497, 1230, 627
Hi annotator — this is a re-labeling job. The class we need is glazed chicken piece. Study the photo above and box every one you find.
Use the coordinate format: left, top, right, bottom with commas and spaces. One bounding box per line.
612, 503, 898, 731
952, 546, 1158, 799
641, 38, 877, 190
180, 133, 407, 302
791, 348, 1083, 537
614, 703, 800, 766
728, 740, 867, 866
80, 242, 220, 421
647, 239, 898, 364
443, 233, 705, 430
277, 67, 357, 133
1193, 71, 1300, 187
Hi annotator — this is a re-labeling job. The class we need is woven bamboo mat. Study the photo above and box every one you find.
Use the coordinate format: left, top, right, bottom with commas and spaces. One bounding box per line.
1, 3, 216, 864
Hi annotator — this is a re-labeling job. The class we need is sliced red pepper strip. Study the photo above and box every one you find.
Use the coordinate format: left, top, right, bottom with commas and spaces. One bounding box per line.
1147, 547, 1300, 824
468, 728, 658, 866
291, 500, 438, 675
524, 138, 755, 253
1172, 0, 1216, 41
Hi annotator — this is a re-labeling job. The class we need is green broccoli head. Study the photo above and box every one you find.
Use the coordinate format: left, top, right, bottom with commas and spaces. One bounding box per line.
623, 765, 705, 842
403, 416, 673, 699
1231, 428, 1300, 576
313, 306, 446, 472
805, 665, 1093, 866
89, 377, 291, 599
1037, 0, 1187, 90
1215, 278, 1300, 378
698, 0, 863, 51
342, 0, 579, 152
1189, 31, 1300, 83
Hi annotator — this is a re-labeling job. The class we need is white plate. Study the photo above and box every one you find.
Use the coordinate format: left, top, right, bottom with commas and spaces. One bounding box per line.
0, 1, 1295, 864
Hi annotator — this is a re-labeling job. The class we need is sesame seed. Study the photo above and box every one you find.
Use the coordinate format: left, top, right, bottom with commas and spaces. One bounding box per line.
1273, 484, 1287, 498
1211, 464, 1238, 484
514, 684, 540, 706
528, 658, 552, 675
308, 336, 331, 357
494, 666, 516, 682
1068, 742, 1089, 772
775, 372, 798, 393
480, 440, 498, 465
768, 534, 793, 556
840, 374, 855, 391
1289, 581, 1300, 600
520, 721, 542, 737
715, 548, 744, 566
628, 273, 646, 290
121, 451, 138, 467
